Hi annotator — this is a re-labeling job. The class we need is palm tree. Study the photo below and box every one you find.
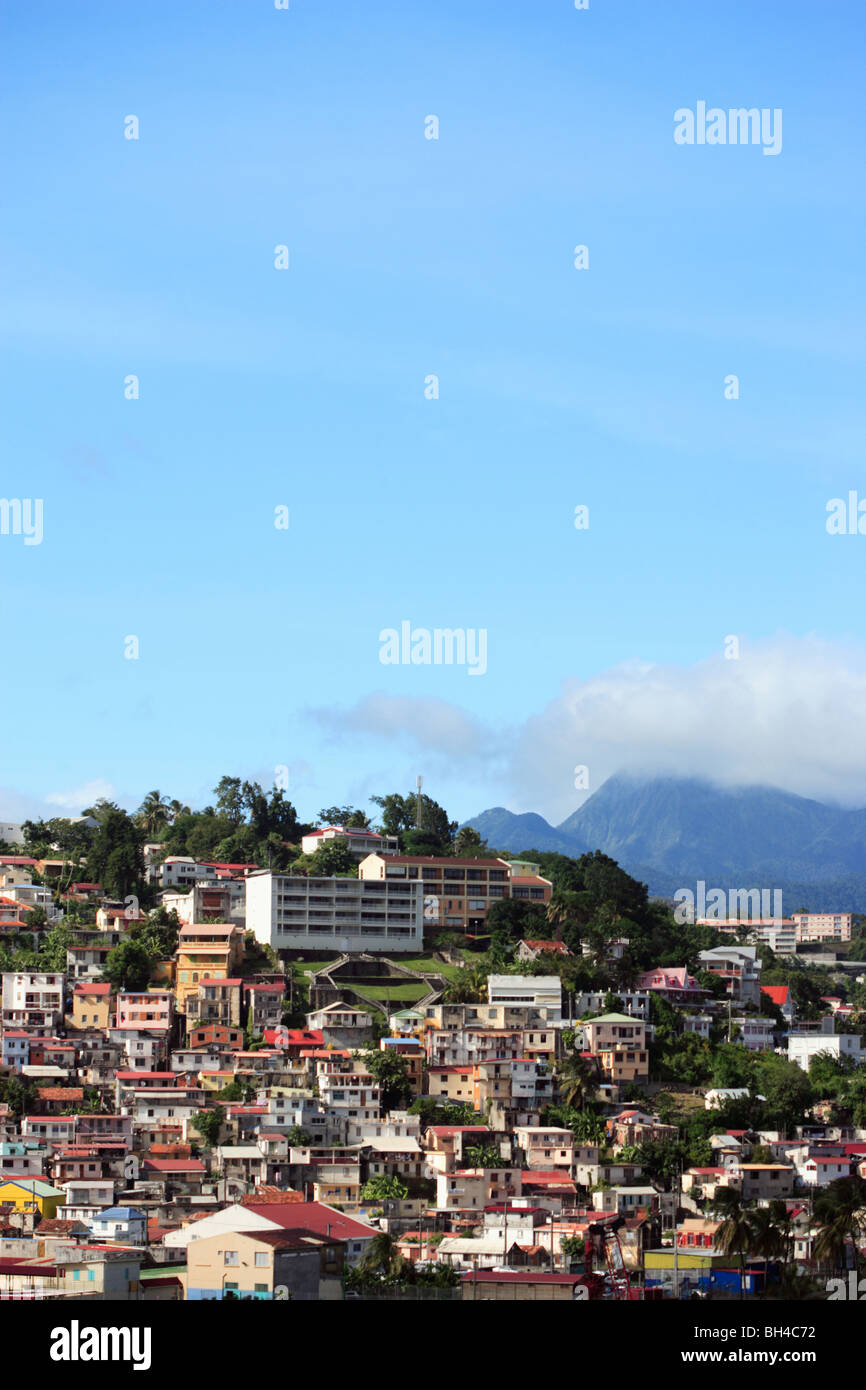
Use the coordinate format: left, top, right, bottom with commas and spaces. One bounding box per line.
443, 962, 488, 1003
748, 1207, 786, 1290
813, 1176, 866, 1277
555, 1051, 597, 1111
710, 1187, 755, 1299
357, 1231, 413, 1284
137, 790, 171, 838
168, 799, 191, 822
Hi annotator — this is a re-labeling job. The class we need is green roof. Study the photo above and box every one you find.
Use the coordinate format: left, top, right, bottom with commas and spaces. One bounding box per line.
3, 1179, 64, 1198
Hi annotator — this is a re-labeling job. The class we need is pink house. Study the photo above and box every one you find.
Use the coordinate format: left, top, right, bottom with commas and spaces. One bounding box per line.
115, 991, 173, 1030
633, 966, 707, 1004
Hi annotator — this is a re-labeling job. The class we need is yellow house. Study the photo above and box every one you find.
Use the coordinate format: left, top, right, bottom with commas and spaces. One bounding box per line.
0, 1178, 66, 1218
182, 1228, 344, 1301
175, 925, 244, 1015
71, 981, 112, 1030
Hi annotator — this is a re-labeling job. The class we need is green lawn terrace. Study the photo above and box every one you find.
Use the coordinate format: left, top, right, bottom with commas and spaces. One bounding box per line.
282, 949, 458, 1018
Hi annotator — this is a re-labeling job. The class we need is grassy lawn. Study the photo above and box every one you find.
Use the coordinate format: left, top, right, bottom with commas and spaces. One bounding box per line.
290, 958, 342, 977
390, 953, 463, 980
355, 981, 431, 1003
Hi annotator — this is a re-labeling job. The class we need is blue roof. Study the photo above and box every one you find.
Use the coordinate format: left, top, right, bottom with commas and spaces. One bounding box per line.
94, 1207, 147, 1220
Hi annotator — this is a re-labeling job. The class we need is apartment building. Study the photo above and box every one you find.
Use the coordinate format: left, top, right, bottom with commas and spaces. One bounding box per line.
791, 912, 853, 942
115, 991, 173, 1032
246, 871, 423, 952
583, 1014, 649, 1085
359, 854, 516, 934
1, 971, 64, 1031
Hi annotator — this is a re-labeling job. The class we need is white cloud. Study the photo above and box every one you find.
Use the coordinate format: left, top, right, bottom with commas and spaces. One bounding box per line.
305, 637, 866, 824
44, 779, 118, 813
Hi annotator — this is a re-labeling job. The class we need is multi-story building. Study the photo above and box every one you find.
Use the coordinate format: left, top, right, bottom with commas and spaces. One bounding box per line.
791, 912, 853, 943
115, 991, 173, 1033
1, 971, 64, 1031
697, 946, 762, 1007
189, 977, 242, 1030
301, 825, 400, 859
487, 975, 562, 1021
246, 871, 423, 952
583, 1013, 649, 1085
175, 924, 245, 1014
359, 854, 514, 934
731, 1016, 776, 1051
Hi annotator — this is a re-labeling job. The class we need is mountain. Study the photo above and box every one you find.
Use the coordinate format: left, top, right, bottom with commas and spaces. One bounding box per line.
467, 807, 579, 857
464, 775, 866, 910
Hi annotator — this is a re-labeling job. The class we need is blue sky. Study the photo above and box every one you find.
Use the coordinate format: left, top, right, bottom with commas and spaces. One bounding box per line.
1, 0, 865, 828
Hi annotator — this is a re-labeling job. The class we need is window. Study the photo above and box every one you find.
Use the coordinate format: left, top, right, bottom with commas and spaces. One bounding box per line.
254, 1283, 268, 1293
255, 1252, 268, 1267
224, 1251, 239, 1266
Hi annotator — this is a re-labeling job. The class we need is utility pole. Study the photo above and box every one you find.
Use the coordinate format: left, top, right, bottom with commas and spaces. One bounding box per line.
416, 776, 423, 829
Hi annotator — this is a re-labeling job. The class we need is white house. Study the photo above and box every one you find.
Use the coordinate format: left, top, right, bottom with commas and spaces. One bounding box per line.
787, 1033, 863, 1073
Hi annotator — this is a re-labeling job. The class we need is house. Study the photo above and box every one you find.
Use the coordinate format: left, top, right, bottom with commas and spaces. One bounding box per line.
163, 1199, 378, 1267
183, 1226, 345, 1300
516, 940, 571, 962
698, 946, 762, 1007
70, 981, 112, 1030
582, 1014, 649, 1085
731, 1016, 776, 1051
705, 1088, 750, 1110
1, 971, 64, 1030
799, 1155, 853, 1188
244, 980, 286, 1034
90, 1206, 148, 1245
301, 825, 400, 858
736, 1163, 794, 1200
306, 1003, 374, 1048
633, 967, 707, 1005
0, 1178, 66, 1218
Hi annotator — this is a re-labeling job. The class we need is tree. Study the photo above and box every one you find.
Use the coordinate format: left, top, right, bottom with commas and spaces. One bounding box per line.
193, 1107, 225, 1147
452, 826, 490, 857
555, 1052, 597, 1111
86, 808, 145, 899
362, 1174, 408, 1201
213, 776, 245, 825
307, 840, 357, 877
286, 1126, 312, 1146
354, 1231, 412, 1285
813, 1176, 866, 1275
484, 897, 548, 942
443, 962, 489, 1004
137, 790, 172, 839
360, 1048, 412, 1110
710, 1187, 754, 1299
370, 792, 457, 850
560, 1234, 585, 1261
464, 1143, 504, 1169
38, 920, 74, 972
104, 939, 154, 992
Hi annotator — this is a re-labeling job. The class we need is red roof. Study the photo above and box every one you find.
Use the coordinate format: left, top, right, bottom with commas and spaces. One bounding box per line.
198, 977, 242, 987
762, 986, 790, 1007
74, 982, 111, 995
521, 939, 568, 953
242, 1200, 377, 1241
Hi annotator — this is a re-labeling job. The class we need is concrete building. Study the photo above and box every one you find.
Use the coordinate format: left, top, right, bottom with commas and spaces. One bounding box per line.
487, 975, 562, 1021
698, 946, 762, 1007
359, 854, 519, 935
787, 1032, 863, 1072
301, 825, 400, 859
246, 871, 423, 952
791, 912, 853, 943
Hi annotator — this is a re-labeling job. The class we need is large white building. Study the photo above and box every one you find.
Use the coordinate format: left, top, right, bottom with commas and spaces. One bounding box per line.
787, 1031, 863, 1072
487, 975, 562, 1022
245, 871, 423, 952
301, 826, 400, 859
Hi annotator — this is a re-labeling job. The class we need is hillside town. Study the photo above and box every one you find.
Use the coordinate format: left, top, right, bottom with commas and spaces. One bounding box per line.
1, 786, 866, 1303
